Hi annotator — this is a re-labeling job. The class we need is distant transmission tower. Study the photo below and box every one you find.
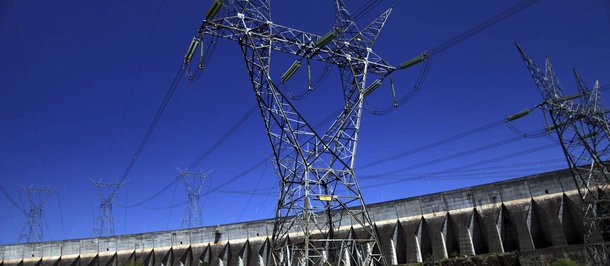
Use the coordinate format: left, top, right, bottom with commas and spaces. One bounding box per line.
179, 169, 208, 229
91, 179, 123, 237
18, 186, 56, 243
514, 43, 610, 265
183, 0, 426, 264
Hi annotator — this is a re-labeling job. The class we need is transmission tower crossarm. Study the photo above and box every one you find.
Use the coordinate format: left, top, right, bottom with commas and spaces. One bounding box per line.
198, 10, 395, 75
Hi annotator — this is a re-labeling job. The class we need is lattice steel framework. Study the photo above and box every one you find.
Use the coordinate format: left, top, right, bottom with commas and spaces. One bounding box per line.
180, 169, 208, 229
184, 0, 415, 264
517, 44, 610, 265
18, 187, 56, 243
91, 179, 123, 237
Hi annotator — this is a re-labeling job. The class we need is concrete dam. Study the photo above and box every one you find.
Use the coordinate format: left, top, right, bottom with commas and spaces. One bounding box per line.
1, 168, 603, 265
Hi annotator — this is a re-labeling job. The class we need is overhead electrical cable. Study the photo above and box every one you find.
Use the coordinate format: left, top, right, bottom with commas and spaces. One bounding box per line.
123, 104, 547, 209
365, 0, 541, 115
360, 118, 506, 169
55, 193, 67, 239
197, 116, 562, 196
142, 157, 271, 210
385, 164, 564, 181
121, 104, 259, 208
165, 179, 180, 229
121, 104, 258, 208
365, 127, 549, 179
426, 1, 603, 87
105, 0, 168, 173
361, 143, 557, 188
0, 184, 27, 215
238, 161, 269, 221
429, 0, 540, 56
188, 104, 258, 168
207, 156, 272, 193
211, 147, 562, 197
118, 176, 181, 208
353, 0, 384, 21
43, 212, 53, 240
139, 201, 188, 210
118, 66, 185, 184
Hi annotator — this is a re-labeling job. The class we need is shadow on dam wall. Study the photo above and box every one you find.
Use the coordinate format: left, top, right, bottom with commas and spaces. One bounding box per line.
1, 167, 608, 265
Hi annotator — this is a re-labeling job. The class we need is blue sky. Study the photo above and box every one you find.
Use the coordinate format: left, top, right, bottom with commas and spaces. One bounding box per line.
1, 0, 609, 244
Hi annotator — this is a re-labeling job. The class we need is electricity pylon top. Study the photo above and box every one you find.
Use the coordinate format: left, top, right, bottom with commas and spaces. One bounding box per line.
185, 1, 426, 265
179, 169, 208, 229
91, 179, 124, 237
514, 43, 610, 265
18, 186, 56, 243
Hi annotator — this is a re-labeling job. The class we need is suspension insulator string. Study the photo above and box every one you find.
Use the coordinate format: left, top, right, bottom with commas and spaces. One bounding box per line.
307, 58, 312, 90
281, 60, 302, 83
364, 57, 431, 115
198, 34, 205, 69
390, 76, 397, 107
184, 36, 201, 64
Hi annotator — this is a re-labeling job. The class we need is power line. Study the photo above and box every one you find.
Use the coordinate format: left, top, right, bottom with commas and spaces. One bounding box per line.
105, 0, 168, 173
429, 0, 540, 56
426, 1, 603, 88
119, 177, 180, 208
55, 192, 67, 239
121, 106, 342, 209
365, 0, 541, 115
187, 104, 258, 168
353, 0, 384, 21
0, 184, 27, 215
359, 118, 506, 169
361, 143, 556, 189
120, 105, 259, 208
212, 150, 565, 197
165, 176, 179, 229
139, 201, 188, 210
382, 164, 565, 181
124, 105, 545, 209
118, 66, 185, 184
365, 127, 549, 179
207, 156, 272, 193
238, 160, 269, 221
188, 110, 562, 197
120, 120, 255, 209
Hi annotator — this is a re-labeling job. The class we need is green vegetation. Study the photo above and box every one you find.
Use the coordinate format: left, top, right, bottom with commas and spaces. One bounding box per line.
551, 258, 580, 266
404, 252, 518, 266
122, 259, 143, 266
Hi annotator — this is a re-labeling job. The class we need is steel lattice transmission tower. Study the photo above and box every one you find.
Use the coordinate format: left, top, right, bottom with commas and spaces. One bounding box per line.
179, 169, 208, 229
91, 179, 124, 237
183, 0, 424, 264
515, 44, 610, 265
18, 187, 56, 243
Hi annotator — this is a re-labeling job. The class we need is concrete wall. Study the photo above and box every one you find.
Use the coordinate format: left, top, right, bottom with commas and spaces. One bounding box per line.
0, 168, 598, 265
